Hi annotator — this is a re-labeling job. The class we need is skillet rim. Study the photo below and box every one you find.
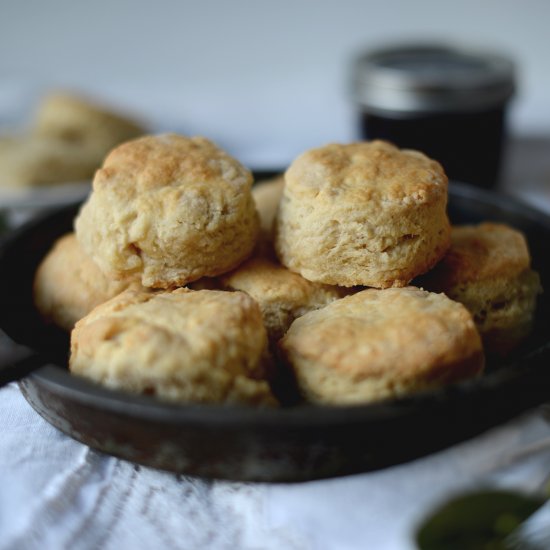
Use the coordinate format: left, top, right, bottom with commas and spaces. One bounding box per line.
3, 180, 550, 428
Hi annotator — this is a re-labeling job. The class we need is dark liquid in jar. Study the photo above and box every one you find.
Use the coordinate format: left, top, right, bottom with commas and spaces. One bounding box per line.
360, 106, 507, 189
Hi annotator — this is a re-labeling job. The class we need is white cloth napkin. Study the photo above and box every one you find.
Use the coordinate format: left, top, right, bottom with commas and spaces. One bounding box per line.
2, 379, 550, 550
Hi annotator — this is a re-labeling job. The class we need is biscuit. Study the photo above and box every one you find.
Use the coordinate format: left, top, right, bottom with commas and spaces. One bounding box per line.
34, 92, 144, 160
417, 223, 542, 354
0, 135, 99, 187
75, 134, 260, 288
275, 140, 451, 288
219, 255, 351, 342
70, 288, 276, 406
33, 233, 138, 331
278, 287, 484, 405
252, 175, 284, 252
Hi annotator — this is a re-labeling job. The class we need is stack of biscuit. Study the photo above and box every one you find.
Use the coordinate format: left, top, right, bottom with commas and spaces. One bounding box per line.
34, 135, 542, 407
0, 91, 144, 188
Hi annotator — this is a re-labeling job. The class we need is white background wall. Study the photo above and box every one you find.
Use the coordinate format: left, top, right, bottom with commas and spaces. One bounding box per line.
0, 0, 549, 169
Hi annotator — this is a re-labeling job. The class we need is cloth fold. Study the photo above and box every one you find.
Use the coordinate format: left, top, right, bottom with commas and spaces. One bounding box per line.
2, 381, 550, 550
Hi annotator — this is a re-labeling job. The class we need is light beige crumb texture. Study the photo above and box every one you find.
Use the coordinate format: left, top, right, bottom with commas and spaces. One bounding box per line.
33, 233, 139, 331
418, 223, 543, 354
279, 286, 484, 405
70, 288, 276, 406
275, 140, 450, 287
75, 133, 260, 288
220, 255, 352, 342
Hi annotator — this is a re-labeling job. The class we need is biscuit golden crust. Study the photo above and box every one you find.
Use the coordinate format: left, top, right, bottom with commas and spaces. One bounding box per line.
421, 223, 531, 287
33, 233, 138, 331
285, 141, 446, 203
74, 134, 260, 288
275, 141, 450, 288
278, 287, 484, 405
220, 255, 350, 342
417, 223, 542, 354
70, 288, 276, 406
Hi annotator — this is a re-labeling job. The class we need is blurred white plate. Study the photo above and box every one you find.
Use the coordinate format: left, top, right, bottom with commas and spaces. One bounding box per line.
0, 181, 91, 210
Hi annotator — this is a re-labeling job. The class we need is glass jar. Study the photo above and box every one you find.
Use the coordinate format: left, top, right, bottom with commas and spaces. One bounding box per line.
352, 43, 516, 189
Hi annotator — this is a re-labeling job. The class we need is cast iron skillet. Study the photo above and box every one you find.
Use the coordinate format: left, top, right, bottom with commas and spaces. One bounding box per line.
1, 182, 549, 482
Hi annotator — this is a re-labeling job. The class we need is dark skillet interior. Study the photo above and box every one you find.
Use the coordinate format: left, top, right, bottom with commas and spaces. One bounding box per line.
1, 181, 550, 482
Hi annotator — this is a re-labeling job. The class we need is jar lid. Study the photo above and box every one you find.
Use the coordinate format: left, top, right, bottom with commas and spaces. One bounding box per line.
352, 43, 516, 116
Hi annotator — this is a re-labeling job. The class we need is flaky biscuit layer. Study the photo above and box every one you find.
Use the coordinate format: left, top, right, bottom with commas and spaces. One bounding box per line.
34, 233, 139, 331
279, 287, 484, 405
70, 288, 276, 405
275, 140, 450, 287
75, 134, 259, 288
220, 255, 351, 342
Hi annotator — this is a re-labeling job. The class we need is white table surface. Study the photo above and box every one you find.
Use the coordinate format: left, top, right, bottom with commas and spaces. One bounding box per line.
3, 382, 550, 550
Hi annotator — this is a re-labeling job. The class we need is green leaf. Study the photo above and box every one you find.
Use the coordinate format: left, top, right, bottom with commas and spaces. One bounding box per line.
416, 489, 546, 550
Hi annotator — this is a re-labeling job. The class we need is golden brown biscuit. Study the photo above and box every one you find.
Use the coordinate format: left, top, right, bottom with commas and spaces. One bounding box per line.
70, 288, 276, 406
279, 287, 484, 405
219, 255, 351, 342
34, 91, 144, 159
275, 140, 451, 288
0, 135, 99, 187
417, 223, 542, 354
33, 233, 139, 331
75, 134, 260, 288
